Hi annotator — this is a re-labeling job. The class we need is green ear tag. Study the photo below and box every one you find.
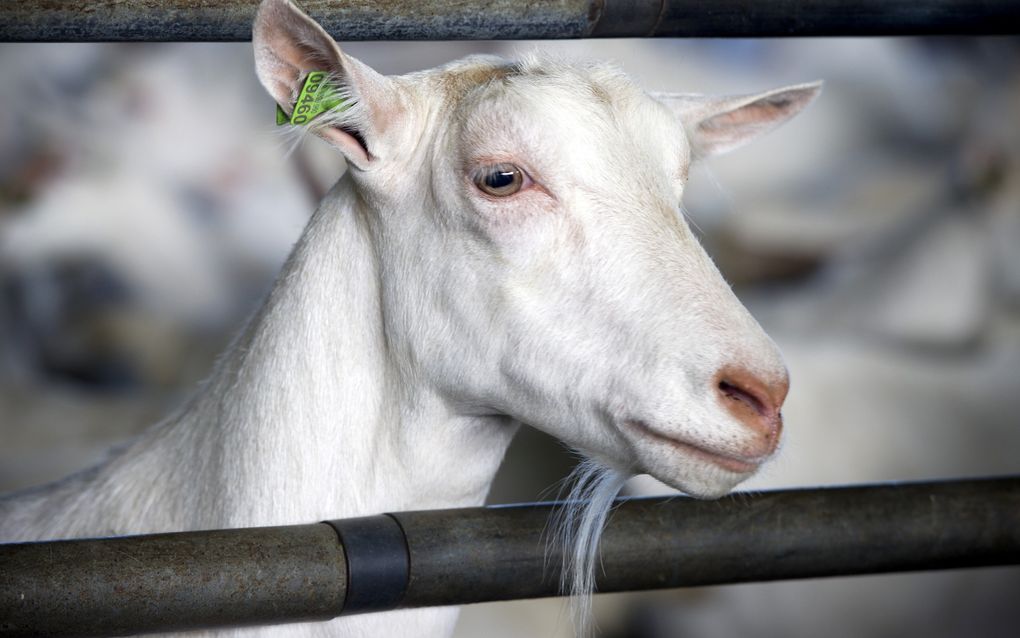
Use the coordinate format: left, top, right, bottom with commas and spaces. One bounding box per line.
276, 71, 348, 126
276, 104, 290, 126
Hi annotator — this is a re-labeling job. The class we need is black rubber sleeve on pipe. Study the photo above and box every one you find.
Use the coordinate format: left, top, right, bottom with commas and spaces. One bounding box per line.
325, 514, 409, 614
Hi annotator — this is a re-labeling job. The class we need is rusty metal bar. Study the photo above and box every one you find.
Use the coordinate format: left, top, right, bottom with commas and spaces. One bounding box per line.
1, 0, 1019, 42
1, 477, 1019, 636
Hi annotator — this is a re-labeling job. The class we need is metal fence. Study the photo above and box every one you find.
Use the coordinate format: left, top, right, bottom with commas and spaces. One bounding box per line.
1, 0, 1020, 41
3, 478, 1019, 637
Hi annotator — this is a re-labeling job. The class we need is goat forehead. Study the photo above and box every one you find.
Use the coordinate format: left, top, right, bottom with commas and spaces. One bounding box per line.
439, 64, 683, 173
427, 54, 517, 95
427, 56, 666, 129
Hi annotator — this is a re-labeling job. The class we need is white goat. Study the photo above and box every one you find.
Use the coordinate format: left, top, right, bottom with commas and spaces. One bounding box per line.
0, 0, 818, 635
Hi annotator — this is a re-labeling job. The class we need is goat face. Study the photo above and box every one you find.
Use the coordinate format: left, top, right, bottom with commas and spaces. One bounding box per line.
254, 0, 818, 498
418, 59, 809, 497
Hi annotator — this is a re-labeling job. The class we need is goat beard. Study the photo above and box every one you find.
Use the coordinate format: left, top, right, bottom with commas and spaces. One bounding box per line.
550, 458, 630, 637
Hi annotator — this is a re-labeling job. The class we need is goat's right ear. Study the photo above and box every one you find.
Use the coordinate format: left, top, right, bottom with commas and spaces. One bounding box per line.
253, 0, 402, 170
654, 82, 822, 159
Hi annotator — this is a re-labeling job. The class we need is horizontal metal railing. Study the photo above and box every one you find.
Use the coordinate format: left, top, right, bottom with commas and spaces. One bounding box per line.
1, 0, 1019, 42
2, 476, 1018, 636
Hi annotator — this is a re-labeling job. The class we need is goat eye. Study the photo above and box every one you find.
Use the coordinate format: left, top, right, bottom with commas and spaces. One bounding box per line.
474, 163, 525, 197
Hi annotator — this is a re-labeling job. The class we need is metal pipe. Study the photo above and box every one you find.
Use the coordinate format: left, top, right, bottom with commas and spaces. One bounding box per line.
393, 476, 1020, 605
1, 0, 1019, 42
0, 524, 347, 636
2, 477, 1019, 636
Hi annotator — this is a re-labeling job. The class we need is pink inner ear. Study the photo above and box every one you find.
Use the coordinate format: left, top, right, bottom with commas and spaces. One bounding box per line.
319, 127, 371, 167
270, 77, 298, 110
255, 0, 346, 109
254, 0, 400, 170
703, 94, 798, 130
690, 85, 819, 157
695, 111, 771, 152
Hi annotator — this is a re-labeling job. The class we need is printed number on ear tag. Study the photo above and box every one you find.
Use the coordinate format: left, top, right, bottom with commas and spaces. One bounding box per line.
276, 71, 348, 126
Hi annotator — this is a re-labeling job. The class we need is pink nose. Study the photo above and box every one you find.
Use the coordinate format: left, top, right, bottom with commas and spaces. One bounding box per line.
714, 366, 789, 447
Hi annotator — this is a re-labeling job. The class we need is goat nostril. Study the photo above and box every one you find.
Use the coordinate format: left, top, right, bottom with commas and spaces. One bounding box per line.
714, 366, 788, 442
718, 379, 768, 417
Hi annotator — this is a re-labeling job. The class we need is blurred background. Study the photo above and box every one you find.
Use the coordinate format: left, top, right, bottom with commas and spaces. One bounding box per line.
1, 35, 1018, 637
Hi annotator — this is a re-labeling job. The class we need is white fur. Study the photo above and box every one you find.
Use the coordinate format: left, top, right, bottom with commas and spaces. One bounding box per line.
552, 460, 629, 637
0, 2, 819, 635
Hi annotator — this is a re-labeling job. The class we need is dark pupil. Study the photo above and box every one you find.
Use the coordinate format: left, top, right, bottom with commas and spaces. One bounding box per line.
485, 170, 516, 189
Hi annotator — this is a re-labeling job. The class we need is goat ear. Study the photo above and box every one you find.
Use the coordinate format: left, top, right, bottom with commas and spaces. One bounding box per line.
253, 0, 401, 170
655, 82, 822, 158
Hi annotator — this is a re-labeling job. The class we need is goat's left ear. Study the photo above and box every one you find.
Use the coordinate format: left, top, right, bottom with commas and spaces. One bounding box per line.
253, 0, 403, 170
655, 82, 822, 158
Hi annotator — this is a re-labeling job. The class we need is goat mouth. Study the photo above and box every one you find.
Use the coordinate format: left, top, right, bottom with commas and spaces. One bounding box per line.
624, 419, 764, 475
